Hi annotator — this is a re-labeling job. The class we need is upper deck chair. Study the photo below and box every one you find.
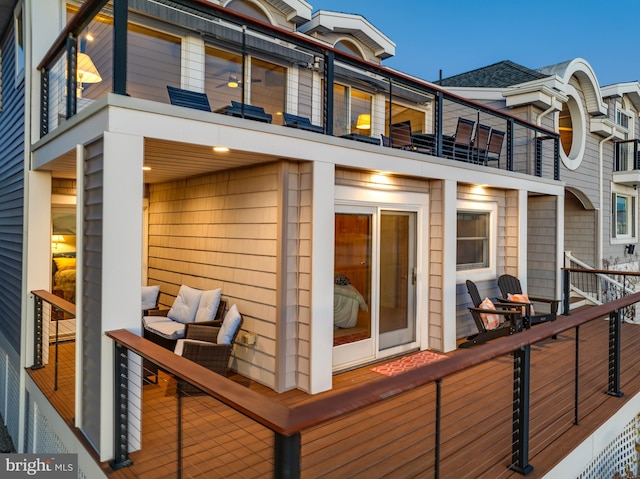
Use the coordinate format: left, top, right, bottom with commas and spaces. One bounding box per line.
390, 121, 431, 153
482, 129, 505, 168
282, 113, 324, 133
460, 280, 523, 348
445, 117, 475, 161
471, 124, 491, 164
497, 274, 559, 327
167, 86, 212, 112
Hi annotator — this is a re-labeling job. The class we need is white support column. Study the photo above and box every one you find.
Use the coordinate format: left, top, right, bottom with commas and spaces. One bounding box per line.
99, 132, 144, 461
556, 192, 565, 300
309, 161, 334, 394
518, 190, 529, 290
181, 35, 205, 92
442, 179, 458, 352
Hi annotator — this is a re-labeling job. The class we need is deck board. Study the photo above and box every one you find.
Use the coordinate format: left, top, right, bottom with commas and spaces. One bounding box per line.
26, 316, 640, 478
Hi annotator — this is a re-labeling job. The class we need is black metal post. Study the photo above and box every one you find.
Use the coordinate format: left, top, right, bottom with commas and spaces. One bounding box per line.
506, 119, 514, 172
562, 269, 571, 316
66, 34, 78, 120
31, 296, 44, 370
606, 309, 623, 397
274, 432, 301, 479
574, 325, 580, 425
110, 342, 133, 470
324, 50, 334, 136
554, 137, 560, 181
177, 383, 183, 479
435, 378, 442, 479
435, 92, 443, 158
54, 312, 60, 391
40, 67, 50, 137
240, 26, 247, 116
112, 0, 128, 95
534, 137, 542, 177
510, 345, 533, 475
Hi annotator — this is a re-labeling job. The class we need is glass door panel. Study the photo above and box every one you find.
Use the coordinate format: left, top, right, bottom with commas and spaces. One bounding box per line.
379, 211, 417, 350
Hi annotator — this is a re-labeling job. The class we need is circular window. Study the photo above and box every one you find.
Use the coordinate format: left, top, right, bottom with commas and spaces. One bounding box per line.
559, 85, 586, 170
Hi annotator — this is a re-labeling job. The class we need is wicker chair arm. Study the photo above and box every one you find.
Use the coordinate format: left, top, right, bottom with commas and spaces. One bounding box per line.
180, 341, 233, 376
146, 309, 170, 317
185, 323, 221, 342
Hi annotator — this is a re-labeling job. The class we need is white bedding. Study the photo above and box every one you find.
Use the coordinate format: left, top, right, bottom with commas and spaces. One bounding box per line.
334, 284, 368, 328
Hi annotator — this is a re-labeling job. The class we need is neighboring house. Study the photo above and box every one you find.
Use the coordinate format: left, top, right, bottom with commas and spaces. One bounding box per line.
438, 59, 640, 274
9, 0, 638, 476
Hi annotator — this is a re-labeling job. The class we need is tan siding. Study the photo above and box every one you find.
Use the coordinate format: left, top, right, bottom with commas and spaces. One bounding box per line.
147, 163, 283, 389
295, 163, 313, 392
528, 195, 558, 299
428, 181, 443, 349
455, 185, 509, 339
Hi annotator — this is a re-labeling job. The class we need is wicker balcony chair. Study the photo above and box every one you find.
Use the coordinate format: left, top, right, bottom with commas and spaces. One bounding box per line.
459, 280, 523, 348
174, 304, 243, 394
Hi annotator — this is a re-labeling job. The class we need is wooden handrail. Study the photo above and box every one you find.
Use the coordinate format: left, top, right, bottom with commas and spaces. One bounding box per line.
108, 291, 640, 436
32, 290, 76, 317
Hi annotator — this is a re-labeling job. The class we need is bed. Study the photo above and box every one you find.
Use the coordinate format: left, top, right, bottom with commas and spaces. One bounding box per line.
334, 274, 368, 328
52, 253, 76, 303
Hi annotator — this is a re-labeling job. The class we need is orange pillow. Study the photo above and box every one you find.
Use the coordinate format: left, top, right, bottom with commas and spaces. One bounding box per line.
507, 293, 535, 316
479, 297, 500, 330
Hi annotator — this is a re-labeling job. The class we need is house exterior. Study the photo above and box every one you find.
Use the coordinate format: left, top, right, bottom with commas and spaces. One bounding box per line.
2, 0, 637, 477
438, 59, 640, 275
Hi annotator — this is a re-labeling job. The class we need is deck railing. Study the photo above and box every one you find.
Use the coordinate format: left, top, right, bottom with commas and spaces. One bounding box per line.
105, 292, 640, 478
561, 267, 640, 322
37, 0, 560, 180
31, 290, 76, 391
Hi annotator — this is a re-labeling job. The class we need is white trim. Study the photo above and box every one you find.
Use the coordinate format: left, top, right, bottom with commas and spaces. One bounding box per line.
455, 199, 498, 283
560, 84, 587, 170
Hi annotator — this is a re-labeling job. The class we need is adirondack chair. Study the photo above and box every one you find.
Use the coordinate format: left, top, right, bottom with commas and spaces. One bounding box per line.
497, 274, 560, 327
459, 280, 523, 348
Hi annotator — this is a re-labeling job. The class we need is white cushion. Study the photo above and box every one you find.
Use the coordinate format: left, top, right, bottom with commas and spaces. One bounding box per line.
174, 338, 211, 356
195, 288, 222, 322
217, 304, 241, 345
145, 320, 186, 340
141, 285, 160, 310
142, 316, 169, 328
167, 285, 203, 324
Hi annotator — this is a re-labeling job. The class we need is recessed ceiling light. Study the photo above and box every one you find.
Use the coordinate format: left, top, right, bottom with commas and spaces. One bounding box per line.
142, 166, 151, 171
213, 146, 230, 152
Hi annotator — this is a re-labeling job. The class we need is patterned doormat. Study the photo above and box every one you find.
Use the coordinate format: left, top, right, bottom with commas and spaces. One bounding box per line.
370, 350, 448, 376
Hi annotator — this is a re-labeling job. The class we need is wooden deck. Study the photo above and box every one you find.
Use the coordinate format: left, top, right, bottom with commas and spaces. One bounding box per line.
27, 316, 640, 478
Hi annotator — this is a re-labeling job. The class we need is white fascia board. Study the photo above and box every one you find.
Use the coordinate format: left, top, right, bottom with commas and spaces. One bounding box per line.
439, 87, 505, 102
601, 82, 640, 112
590, 118, 625, 139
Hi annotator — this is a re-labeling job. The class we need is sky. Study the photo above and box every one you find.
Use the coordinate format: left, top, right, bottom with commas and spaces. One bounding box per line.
310, 0, 640, 87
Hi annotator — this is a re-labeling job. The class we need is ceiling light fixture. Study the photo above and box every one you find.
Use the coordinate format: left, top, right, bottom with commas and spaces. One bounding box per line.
213, 146, 230, 152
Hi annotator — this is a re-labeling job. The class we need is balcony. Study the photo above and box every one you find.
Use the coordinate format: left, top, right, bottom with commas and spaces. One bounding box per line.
37, 0, 560, 182
614, 139, 640, 186
27, 286, 640, 478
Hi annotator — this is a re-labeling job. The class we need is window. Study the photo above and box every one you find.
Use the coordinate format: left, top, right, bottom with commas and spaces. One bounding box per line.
14, 3, 24, 83
616, 107, 629, 129
456, 200, 497, 280
457, 211, 489, 270
612, 190, 636, 241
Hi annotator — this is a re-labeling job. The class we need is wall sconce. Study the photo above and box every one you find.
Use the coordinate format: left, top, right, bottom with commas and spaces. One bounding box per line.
52, 235, 65, 250
625, 244, 635, 255
76, 52, 102, 97
356, 114, 371, 130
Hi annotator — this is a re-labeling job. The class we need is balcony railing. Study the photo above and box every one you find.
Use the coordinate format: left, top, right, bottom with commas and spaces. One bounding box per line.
37, 0, 560, 181
99, 292, 640, 478
615, 139, 640, 172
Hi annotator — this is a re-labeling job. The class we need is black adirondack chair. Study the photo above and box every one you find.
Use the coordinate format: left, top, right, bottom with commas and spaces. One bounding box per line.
497, 274, 560, 327
459, 280, 523, 348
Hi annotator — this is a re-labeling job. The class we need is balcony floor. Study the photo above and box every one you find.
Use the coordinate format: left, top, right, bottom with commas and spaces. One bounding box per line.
27, 315, 640, 478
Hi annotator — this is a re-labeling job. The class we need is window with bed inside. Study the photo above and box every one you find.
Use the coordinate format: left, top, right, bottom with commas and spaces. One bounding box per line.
52, 206, 76, 304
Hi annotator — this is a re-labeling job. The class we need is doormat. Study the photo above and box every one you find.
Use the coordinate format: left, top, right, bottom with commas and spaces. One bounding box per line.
370, 350, 448, 376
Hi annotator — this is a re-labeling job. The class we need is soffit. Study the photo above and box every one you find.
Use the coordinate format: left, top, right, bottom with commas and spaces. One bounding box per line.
44, 138, 284, 184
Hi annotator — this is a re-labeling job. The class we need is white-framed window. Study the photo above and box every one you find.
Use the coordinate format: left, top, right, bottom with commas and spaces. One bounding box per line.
456, 200, 497, 281
612, 187, 637, 243
615, 104, 630, 130
14, 2, 24, 84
